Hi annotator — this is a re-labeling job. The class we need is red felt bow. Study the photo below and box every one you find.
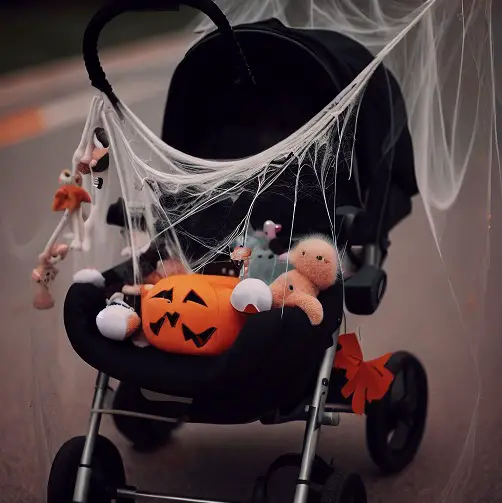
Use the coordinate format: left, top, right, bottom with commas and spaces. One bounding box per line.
334, 333, 394, 415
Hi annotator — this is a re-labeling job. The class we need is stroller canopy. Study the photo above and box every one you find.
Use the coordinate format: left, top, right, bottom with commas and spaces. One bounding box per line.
162, 18, 418, 250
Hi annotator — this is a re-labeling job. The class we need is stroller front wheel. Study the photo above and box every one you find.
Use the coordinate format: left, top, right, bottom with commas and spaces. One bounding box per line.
47, 435, 126, 503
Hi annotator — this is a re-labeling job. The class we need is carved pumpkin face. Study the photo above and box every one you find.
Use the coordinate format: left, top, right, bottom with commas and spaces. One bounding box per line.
141, 274, 246, 356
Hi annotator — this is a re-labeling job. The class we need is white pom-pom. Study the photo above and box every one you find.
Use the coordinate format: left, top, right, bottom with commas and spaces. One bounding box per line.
73, 268, 105, 288
231, 278, 273, 313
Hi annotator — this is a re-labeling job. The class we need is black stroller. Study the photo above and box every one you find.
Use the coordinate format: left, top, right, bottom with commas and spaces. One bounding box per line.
48, 1, 428, 502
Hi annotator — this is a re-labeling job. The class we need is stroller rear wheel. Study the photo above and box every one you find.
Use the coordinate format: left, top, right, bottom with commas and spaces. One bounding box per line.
112, 382, 181, 452
47, 435, 126, 503
366, 351, 428, 474
320, 469, 367, 503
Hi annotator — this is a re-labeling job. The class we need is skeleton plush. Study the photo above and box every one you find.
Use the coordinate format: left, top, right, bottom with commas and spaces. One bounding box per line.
52, 170, 91, 250
31, 127, 110, 310
31, 169, 91, 310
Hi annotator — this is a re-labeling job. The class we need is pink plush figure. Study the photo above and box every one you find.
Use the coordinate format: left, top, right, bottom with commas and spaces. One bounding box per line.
278, 252, 289, 262
230, 246, 252, 279
254, 220, 282, 244
269, 236, 338, 326
289, 236, 338, 290
270, 269, 323, 326
32, 265, 58, 310
158, 257, 187, 277
33, 283, 56, 310
31, 243, 70, 310
40, 243, 69, 265
263, 220, 282, 241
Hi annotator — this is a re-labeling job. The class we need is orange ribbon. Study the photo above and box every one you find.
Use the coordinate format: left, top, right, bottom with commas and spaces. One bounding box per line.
334, 333, 394, 415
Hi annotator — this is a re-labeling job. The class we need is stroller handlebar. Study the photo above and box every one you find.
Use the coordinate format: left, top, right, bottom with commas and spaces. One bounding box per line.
83, 0, 254, 115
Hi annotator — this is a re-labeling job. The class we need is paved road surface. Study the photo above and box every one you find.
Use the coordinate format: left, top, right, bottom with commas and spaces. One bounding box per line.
0, 36, 501, 503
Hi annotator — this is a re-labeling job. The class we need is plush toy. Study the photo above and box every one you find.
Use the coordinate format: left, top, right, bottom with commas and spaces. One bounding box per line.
269, 269, 323, 325
269, 236, 338, 326
85, 271, 247, 356
237, 220, 293, 284
77, 127, 111, 252
143, 257, 187, 285
31, 169, 86, 310
230, 277, 273, 313
52, 169, 91, 250
31, 243, 69, 310
96, 292, 141, 341
289, 235, 338, 289
141, 275, 246, 355
230, 246, 252, 278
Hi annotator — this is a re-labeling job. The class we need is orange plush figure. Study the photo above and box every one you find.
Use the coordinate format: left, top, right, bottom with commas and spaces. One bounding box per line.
269, 236, 338, 325
270, 269, 323, 325
140, 275, 246, 356
52, 185, 91, 212
52, 169, 92, 250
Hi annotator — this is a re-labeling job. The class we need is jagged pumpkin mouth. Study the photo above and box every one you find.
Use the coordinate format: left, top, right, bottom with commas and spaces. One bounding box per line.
150, 312, 216, 348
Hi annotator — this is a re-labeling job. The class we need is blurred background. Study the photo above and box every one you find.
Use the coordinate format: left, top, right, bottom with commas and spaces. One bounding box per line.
0, 0, 196, 75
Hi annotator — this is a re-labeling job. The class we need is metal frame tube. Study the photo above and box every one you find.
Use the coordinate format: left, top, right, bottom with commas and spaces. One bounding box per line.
73, 372, 110, 503
117, 488, 235, 503
293, 329, 340, 503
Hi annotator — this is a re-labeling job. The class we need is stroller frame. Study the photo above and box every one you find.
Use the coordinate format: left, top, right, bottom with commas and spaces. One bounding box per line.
72, 329, 342, 503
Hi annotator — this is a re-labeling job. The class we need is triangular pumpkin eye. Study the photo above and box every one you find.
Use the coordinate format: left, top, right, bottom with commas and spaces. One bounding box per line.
153, 288, 173, 302
183, 290, 207, 307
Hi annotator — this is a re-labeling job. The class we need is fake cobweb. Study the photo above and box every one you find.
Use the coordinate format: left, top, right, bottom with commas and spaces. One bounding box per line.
21, 0, 500, 502
74, 0, 498, 283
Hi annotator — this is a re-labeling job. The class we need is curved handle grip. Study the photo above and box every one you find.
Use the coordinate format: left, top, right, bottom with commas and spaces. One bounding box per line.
83, 0, 253, 111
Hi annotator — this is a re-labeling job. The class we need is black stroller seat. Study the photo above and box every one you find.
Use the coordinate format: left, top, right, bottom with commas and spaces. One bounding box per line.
64, 275, 343, 425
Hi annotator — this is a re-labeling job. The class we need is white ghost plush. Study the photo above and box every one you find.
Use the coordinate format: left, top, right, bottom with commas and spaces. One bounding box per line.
230, 278, 273, 314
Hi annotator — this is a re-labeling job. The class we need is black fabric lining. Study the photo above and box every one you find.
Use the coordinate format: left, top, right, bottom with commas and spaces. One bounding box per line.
64, 272, 343, 424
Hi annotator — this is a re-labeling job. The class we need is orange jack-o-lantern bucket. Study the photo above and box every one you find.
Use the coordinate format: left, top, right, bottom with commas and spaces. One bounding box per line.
141, 274, 246, 356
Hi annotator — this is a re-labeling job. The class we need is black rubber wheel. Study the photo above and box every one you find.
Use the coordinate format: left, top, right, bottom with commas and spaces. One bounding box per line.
252, 453, 333, 503
366, 351, 428, 474
320, 469, 367, 503
112, 382, 180, 452
47, 435, 126, 503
